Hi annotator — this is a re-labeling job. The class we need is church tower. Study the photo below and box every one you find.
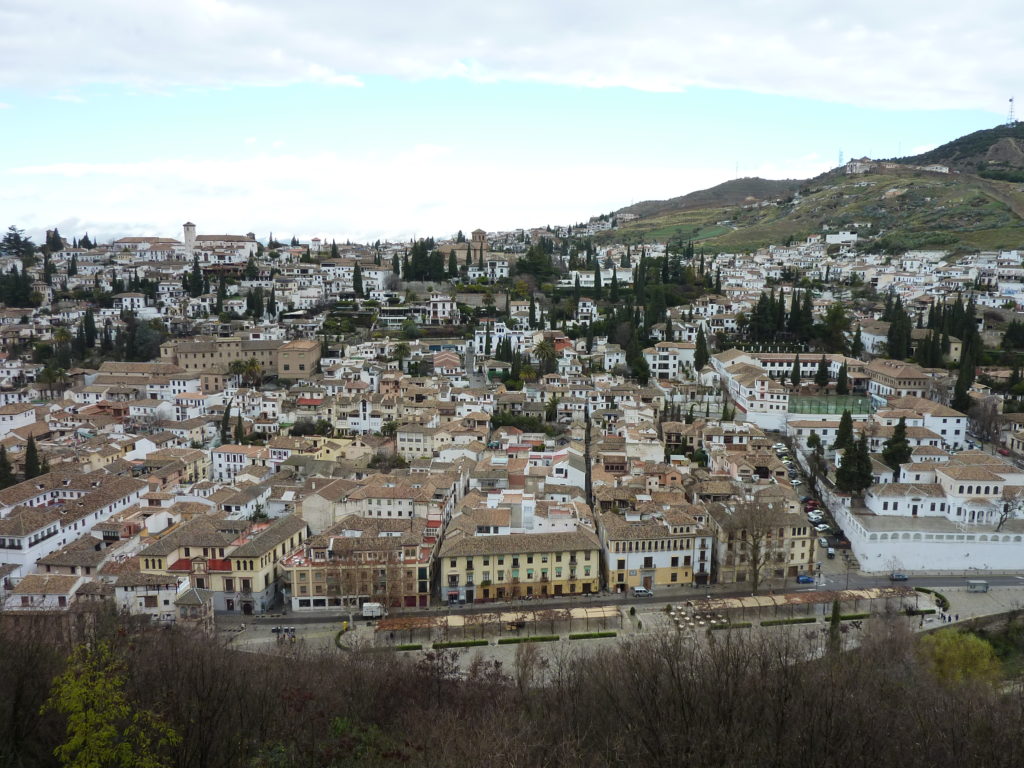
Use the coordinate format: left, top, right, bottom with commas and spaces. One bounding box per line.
183, 221, 196, 258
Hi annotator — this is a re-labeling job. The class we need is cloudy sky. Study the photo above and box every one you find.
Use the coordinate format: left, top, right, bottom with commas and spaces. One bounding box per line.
0, 0, 1017, 244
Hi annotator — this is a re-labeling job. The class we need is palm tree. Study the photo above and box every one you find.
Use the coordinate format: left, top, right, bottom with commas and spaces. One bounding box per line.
229, 358, 264, 388
393, 342, 410, 372
37, 367, 56, 400
228, 359, 247, 383
533, 339, 557, 374
242, 357, 264, 388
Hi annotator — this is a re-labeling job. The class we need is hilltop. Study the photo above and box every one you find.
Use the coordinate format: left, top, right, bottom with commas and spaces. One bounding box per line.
608, 124, 1024, 252
619, 177, 805, 219
889, 122, 1024, 180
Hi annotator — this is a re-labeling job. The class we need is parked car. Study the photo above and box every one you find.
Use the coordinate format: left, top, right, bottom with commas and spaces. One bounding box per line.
818, 537, 829, 548
814, 523, 831, 533
801, 496, 814, 504
807, 512, 824, 523
632, 586, 653, 597
827, 547, 836, 559
792, 479, 803, 486
805, 500, 820, 509
796, 575, 815, 584
889, 572, 909, 582
998, 448, 1011, 456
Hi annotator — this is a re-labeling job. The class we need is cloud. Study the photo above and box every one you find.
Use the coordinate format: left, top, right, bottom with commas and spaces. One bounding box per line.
0, 102, 10, 109
6, 146, 728, 243
0, 1, 1019, 111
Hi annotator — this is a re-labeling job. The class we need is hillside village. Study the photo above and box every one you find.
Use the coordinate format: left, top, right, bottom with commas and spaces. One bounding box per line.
2, 208, 1024, 626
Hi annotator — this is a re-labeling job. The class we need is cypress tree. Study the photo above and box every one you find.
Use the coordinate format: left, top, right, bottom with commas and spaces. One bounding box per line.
951, 362, 974, 414
833, 409, 854, 451
814, 356, 829, 388
836, 363, 849, 395
220, 400, 233, 444
694, 327, 709, 372
235, 413, 245, 444
0, 446, 14, 489
882, 417, 912, 479
83, 309, 97, 348
790, 354, 801, 388
851, 325, 864, 357
594, 265, 603, 300
353, 263, 363, 297
23, 435, 41, 480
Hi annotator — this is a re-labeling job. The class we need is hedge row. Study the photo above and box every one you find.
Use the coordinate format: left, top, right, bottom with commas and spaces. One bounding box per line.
497, 635, 560, 645
709, 622, 753, 630
395, 644, 423, 651
914, 587, 951, 611
906, 608, 937, 616
433, 639, 489, 649
839, 613, 871, 621
568, 632, 618, 640
762, 617, 817, 627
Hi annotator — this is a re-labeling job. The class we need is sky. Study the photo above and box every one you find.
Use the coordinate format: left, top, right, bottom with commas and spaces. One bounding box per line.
0, 1, 1019, 245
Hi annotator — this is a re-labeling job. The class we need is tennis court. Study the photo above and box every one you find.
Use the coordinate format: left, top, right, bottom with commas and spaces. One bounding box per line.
788, 395, 873, 415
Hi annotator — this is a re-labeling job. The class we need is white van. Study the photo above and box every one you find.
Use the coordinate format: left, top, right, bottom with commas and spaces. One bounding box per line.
632, 586, 653, 597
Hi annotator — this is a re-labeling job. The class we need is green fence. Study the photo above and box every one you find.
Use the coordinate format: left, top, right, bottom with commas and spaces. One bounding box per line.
788, 395, 873, 415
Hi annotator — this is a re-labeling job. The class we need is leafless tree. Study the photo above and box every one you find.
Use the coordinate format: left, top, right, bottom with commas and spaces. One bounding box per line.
968, 397, 1004, 444
720, 499, 788, 593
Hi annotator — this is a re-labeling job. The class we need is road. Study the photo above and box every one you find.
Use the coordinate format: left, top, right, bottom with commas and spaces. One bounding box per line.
247, 573, 1024, 626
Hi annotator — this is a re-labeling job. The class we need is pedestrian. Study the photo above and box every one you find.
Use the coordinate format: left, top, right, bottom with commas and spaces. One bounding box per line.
955, 614, 959, 622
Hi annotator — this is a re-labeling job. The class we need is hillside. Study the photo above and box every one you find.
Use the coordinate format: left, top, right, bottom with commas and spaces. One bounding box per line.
606, 125, 1024, 252
619, 177, 804, 219
890, 122, 1024, 179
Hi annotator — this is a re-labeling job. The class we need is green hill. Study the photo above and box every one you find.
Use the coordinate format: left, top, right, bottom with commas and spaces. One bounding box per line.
607, 125, 1024, 252
889, 123, 1024, 180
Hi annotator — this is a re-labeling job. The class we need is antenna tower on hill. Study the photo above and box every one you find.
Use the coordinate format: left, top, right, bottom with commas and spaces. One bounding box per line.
1009, 97, 1016, 126
838, 149, 844, 168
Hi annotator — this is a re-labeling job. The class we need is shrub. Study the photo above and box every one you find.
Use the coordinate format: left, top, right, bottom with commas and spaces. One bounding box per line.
762, 617, 817, 627
629, 606, 636, 616
433, 639, 489, 649
395, 644, 423, 651
568, 632, 618, 640
497, 635, 559, 645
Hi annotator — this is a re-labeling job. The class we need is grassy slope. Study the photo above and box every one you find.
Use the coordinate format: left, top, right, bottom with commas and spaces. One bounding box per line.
611, 168, 1024, 252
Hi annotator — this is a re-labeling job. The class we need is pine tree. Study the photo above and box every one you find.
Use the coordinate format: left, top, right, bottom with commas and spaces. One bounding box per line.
23, 435, 41, 480
833, 409, 854, 451
881, 417, 912, 478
